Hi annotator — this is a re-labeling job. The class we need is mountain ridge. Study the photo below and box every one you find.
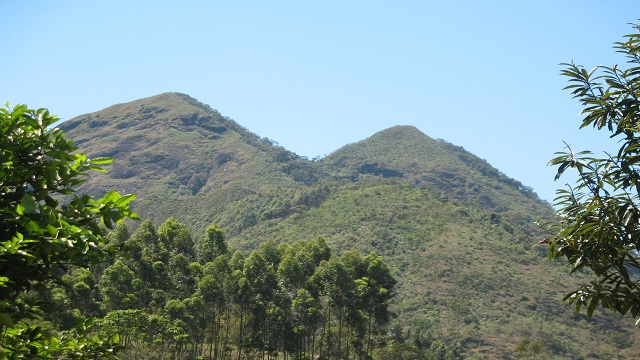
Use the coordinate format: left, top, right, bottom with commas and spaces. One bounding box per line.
61, 92, 541, 205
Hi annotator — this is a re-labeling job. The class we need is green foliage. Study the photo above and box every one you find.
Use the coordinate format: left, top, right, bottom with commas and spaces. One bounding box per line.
100, 260, 138, 311
35, 215, 398, 359
0, 104, 137, 357
546, 23, 640, 323
197, 224, 228, 264
158, 217, 195, 260
2, 319, 122, 360
96, 310, 185, 353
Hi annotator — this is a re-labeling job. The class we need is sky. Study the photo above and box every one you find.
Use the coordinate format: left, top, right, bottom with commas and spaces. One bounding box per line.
2, 1, 638, 204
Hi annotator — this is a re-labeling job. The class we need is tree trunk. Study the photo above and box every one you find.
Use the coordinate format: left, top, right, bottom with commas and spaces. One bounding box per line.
237, 307, 244, 360
366, 305, 373, 357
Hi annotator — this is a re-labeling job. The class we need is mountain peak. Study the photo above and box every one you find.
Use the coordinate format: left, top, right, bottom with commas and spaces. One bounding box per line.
376, 124, 424, 135
323, 124, 539, 211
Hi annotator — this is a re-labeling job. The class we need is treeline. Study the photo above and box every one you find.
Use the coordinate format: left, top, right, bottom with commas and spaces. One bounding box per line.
37, 218, 397, 359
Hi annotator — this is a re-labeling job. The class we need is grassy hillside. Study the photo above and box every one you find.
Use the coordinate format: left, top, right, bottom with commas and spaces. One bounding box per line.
60, 93, 319, 232
321, 125, 543, 214
60, 93, 640, 358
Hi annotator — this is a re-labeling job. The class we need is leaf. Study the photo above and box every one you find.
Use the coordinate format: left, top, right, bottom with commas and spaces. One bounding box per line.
101, 191, 121, 204
88, 165, 108, 173
26, 221, 40, 233
115, 194, 136, 206
586, 298, 599, 318
89, 157, 114, 165
0, 313, 14, 327
20, 194, 37, 214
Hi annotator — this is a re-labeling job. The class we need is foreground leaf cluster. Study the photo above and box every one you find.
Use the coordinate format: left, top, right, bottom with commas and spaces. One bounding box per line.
547, 23, 640, 323
0, 105, 137, 358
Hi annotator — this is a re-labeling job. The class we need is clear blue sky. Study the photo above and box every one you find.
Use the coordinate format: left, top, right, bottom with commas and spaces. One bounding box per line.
2, 1, 638, 203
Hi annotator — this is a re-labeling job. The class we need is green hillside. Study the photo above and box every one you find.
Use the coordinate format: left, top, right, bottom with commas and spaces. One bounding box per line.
322, 125, 542, 213
60, 93, 319, 233
60, 93, 640, 358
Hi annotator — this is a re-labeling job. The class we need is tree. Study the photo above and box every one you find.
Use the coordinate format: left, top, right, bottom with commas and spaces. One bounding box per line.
546, 23, 640, 323
0, 104, 138, 357
197, 224, 228, 264
358, 252, 396, 356
158, 217, 195, 260
291, 289, 322, 358
100, 260, 139, 311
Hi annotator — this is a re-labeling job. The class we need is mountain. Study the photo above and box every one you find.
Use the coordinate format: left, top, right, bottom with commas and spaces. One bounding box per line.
60, 93, 319, 233
322, 125, 540, 212
60, 93, 639, 358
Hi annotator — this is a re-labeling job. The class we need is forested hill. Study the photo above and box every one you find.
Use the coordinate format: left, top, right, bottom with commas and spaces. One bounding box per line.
60, 92, 640, 358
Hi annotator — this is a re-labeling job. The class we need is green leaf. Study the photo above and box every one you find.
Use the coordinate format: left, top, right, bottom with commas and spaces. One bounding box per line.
88, 165, 108, 173
586, 298, 599, 318
26, 220, 40, 233
0, 313, 14, 327
115, 194, 136, 206
20, 194, 37, 214
101, 191, 121, 204
89, 157, 114, 165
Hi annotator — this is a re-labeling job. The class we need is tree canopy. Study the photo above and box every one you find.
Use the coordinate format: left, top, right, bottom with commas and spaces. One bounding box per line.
547, 23, 640, 323
0, 104, 137, 358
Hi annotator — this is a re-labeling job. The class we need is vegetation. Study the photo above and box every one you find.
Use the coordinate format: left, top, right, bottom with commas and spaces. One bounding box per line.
40, 218, 397, 360
58, 93, 321, 234
40, 91, 640, 358
0, 104, 137, 358
547, 24, 640, 323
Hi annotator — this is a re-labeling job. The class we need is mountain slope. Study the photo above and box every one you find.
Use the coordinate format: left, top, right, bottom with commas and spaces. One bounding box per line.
60, 93, 640, 358
60, 93, 319, 232
322, 125, 542, 213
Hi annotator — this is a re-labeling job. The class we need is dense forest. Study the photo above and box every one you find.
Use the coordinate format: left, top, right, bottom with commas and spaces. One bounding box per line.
35, 218, 421, 359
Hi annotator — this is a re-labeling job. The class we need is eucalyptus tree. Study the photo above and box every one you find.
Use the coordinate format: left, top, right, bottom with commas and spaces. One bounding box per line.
358, 253, 397, 356
258, 239, 284, 269
291, 288, 323, 359
100, 260, 139, 311
106, 222, 130, 247
232, 270, 253, 360
307, 250, 369, 359
62, 268, 100, 318
158, 217, 195, 260
243, 250, 279, 357
129, 220, 161, 260
198, 225, 228, 264
167, 253, 198, 299
196, 274, 223, 359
